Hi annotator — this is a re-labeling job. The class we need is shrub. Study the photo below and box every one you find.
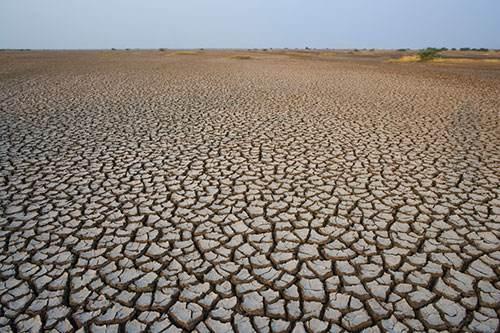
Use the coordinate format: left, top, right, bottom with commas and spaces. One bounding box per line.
418, 48, 440, 61
159, 48, 166, 52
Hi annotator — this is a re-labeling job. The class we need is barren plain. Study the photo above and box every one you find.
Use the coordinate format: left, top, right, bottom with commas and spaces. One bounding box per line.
0, 50, 499, 332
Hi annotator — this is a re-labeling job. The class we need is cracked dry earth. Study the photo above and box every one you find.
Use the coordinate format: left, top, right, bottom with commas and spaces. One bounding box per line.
0, 51, 499, 333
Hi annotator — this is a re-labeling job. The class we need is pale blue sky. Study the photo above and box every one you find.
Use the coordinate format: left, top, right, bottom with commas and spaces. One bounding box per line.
1, 0, 499, 49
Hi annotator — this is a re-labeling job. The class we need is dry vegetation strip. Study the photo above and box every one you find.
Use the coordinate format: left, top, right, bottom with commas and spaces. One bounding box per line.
389, 55, 500, 64
229, 55, 253, 60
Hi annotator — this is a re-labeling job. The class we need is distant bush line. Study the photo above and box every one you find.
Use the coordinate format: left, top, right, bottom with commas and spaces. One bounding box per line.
459, 47, 489, 52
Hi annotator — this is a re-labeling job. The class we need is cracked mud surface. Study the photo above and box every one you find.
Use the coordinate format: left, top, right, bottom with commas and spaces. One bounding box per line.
0, 51, 499, 332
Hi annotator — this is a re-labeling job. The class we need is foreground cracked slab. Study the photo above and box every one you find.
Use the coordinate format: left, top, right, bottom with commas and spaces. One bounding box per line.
0, 51, 499, 332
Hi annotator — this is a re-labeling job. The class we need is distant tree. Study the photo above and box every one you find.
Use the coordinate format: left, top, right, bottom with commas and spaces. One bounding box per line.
159, 48, 166, 52
451, 48, 457, 51
424, 47, 440, 52
397, 48, 408, 52
460, 47, 471, 51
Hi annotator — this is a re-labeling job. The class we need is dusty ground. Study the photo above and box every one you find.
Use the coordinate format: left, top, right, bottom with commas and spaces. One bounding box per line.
0, 51, 499, 332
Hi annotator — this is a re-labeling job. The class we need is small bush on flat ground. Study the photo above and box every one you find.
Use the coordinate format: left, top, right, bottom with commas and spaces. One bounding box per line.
418, 48, 441, 61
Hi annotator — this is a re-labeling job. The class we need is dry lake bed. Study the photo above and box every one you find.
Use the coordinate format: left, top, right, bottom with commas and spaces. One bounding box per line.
0, 50, 499, 332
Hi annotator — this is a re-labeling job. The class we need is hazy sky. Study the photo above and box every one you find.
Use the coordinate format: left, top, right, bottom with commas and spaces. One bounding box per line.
1, 0, 499, 49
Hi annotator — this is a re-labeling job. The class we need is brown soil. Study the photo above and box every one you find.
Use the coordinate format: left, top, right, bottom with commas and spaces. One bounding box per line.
0, 50, 499, 332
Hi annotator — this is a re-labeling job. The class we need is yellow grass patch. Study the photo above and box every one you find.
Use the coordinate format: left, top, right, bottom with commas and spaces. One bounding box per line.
229, 55, 252, 60
320, 52, 336, 57
388, 55, 420, 63
431, 58, 500, 64
389, 55, 500, 65
173, 51, 199, 56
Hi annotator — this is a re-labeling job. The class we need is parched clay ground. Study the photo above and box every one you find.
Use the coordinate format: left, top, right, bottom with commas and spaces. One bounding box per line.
0, 51, 499, 333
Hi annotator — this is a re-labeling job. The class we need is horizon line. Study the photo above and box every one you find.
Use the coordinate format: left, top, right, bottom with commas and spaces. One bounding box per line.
2, 47, 499, 51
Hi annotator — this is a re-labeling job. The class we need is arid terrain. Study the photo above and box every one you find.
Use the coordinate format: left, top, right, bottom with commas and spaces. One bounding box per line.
0, 50, 499, 332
